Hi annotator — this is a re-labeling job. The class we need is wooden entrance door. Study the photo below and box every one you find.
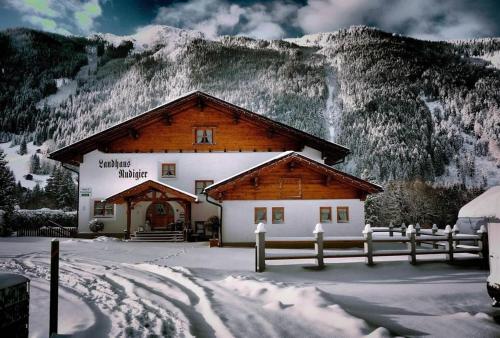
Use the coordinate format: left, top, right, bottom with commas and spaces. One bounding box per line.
146, 202, 175, 230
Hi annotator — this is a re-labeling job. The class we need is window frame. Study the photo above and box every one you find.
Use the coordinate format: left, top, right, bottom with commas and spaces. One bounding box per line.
161, 163, 176, 178
254, 207, 267, 224
319, 207, 332, 223
93, 200, 114, 218
336, 206, 350, 223
194, 127, 215, 145
195, 180, 214, 195
272, 207, 285, 224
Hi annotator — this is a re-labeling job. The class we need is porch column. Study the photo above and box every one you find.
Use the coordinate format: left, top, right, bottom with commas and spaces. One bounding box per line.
125, 198, 131, 239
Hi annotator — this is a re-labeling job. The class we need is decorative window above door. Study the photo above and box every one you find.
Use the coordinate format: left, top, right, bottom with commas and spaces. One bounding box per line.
194, 128, 214, 144
195, 180, 214, 195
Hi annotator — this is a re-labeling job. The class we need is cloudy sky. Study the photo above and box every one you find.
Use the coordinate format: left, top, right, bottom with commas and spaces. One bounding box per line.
1, 0, 500, 40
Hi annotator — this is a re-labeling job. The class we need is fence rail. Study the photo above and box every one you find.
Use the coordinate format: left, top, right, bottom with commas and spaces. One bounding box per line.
255, 223, 489, 272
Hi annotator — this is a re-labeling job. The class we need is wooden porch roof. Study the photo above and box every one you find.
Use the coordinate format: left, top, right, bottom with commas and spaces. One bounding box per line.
204, 152, 383, 197
104, 180, 198, 204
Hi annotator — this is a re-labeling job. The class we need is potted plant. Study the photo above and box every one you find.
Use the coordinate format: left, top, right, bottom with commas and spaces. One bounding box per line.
88, 218, 104, 233
204, 216, 220, 247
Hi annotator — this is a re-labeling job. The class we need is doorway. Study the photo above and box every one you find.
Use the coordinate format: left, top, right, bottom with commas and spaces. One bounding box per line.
146, 202, 175, 230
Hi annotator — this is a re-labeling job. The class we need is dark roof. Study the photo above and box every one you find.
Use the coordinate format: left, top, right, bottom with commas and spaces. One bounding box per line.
0, 272, 29, 288
204, 151, 383, 195
49, 91, 350, 165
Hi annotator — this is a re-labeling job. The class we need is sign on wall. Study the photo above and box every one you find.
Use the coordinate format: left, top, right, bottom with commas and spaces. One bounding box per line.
98, 159, 149, 180
80, 187, 92, 197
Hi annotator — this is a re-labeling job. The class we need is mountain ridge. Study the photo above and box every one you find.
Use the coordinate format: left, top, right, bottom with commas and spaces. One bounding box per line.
1, 25, 500, 190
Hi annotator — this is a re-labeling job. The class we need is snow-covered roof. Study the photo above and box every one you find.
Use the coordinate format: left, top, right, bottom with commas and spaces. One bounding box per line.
204, 151, 294, 190
458, 186, 500, 218
49, 91, 350, 166
204, 151, 383, 194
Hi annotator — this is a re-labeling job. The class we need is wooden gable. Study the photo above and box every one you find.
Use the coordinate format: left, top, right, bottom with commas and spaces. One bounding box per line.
107, 102, 301, 153
205, 153, 383, 201
49, 91, 350, 165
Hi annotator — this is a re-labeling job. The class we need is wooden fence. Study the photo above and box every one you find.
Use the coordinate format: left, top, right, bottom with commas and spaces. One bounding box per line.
255, 223, 489, 272
17, 221, 77, 238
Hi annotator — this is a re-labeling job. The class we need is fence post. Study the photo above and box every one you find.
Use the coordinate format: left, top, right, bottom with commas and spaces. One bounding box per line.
401, 223, 407, 237
407, 224, 417, 265
313, 223, 324, 269
477, 225, 489, 269
50, 239, 59, 337
444, 225, 454, 263
363, 224, 374, 266
452, 224, 460, 248
432, 224, 438, 249
415, 223, 421, 247
389, 221, 394, 237
255, 223, 266, 272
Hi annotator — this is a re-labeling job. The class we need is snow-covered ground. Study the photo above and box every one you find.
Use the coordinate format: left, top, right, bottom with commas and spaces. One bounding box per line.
0, 237, 499, 337
0, 141, 51, 188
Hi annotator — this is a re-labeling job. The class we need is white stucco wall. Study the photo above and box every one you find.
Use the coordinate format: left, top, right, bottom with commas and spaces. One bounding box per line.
488, 223, 500, 287
221, 199, 365, 243
78, 150, 323, 233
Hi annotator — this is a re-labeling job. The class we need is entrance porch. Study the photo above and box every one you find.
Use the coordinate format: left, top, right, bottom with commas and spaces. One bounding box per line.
104, 180, 198, 240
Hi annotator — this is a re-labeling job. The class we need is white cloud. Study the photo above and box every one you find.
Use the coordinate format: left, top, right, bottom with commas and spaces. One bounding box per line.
153, 0, 297, 40
5, 0, 103, 35
295, 0, 493, 41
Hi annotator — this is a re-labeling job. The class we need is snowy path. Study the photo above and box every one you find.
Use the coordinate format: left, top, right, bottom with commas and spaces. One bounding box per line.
0, 238, 499, 337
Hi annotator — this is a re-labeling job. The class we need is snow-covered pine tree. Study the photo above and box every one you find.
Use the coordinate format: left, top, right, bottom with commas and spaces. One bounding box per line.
0, 149, 17, 235
29, 154, 41, 174
18, 137, 27, 155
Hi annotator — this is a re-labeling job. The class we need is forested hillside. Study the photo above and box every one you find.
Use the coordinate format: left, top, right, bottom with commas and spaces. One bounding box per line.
1, 25, 499, 224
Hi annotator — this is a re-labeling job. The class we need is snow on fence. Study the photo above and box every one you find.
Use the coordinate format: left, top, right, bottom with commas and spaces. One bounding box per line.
17, 224, 77, 238
255, 223, 489, 272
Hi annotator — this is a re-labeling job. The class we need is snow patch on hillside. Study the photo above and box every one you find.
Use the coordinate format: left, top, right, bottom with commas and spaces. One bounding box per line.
94, 25, 206, 61
477, 51, 500, 69
37, 46, 98, 109
0, 141, 51, 188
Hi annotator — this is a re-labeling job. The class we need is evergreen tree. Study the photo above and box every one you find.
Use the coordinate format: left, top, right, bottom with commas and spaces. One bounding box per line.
0, 149, 17, 228
29, 154, 41, 174
18, 137, 27, 155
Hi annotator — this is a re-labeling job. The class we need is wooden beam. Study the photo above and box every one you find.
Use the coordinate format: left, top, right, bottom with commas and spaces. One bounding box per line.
253, 176, 259, 188
197, 97, 205, 111
232, 111, 240, 124
97, 142, 109, 153
128, 128, 139, 140
266, 128, 276, 139
325, 175, 332, 186
287, 161, 297, 171
162, 111, 173, 125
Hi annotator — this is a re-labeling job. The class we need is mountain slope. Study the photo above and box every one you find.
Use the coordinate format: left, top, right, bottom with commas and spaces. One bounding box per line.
1, 25, 500, 191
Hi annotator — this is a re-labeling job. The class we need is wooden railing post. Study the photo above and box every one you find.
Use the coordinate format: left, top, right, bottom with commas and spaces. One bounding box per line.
50, 239, 59, 337
401, 223, 407, 237
313, 223, 324, 269
389, 221, 394, 237
363, 224, 374, 266
432, 224, 438, 248
444, 225, 454, 262
477, 225, 489, 269
407, 224, 417, 265
255, 223, 266, 272
452, 224, 459, 248
415, 223, 421, 247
